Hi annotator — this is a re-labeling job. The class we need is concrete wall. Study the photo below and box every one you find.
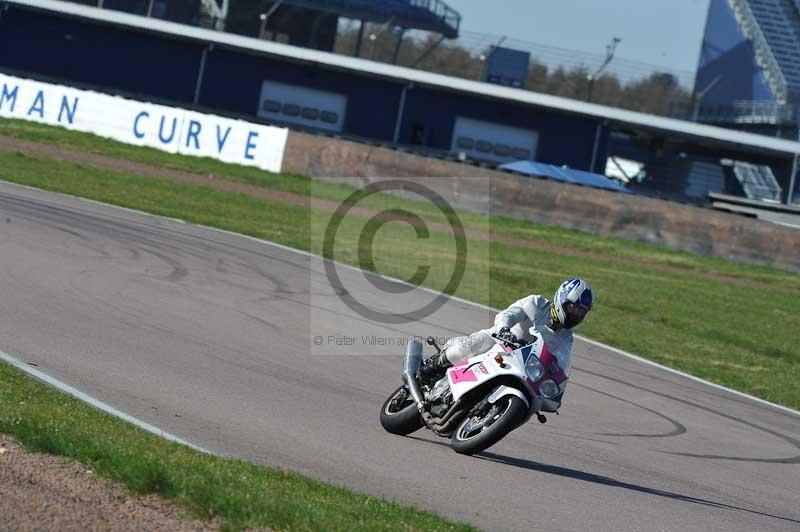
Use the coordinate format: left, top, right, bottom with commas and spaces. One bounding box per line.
283, 131, 800, 272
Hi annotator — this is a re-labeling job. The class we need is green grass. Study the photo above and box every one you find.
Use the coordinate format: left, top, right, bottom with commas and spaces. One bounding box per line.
0, 361, 474, 531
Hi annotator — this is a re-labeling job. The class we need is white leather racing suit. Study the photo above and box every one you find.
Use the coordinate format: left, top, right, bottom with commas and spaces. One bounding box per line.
442, 294, 575, 380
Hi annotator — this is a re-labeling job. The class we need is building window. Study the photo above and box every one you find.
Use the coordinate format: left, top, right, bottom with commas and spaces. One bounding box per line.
263, 100, 282, 113
320, 111, 339, 124
476, 140, 493, 153
282, 103, 301, 117
301, 107, 320, 120
456, 137, 475, 150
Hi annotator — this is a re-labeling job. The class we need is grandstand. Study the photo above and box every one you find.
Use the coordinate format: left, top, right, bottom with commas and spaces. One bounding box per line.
693, 0, 800, 136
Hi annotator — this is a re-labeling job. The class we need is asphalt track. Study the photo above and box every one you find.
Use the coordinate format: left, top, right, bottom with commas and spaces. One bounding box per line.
0, 180, 798, 532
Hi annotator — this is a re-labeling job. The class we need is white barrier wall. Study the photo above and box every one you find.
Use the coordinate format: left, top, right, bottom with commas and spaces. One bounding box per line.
0, 73, 288, 173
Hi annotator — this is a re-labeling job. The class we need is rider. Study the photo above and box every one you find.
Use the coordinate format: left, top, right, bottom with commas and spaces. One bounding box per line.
419, 278, 595, 402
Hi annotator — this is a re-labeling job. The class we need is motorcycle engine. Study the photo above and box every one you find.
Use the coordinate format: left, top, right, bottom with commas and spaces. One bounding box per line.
429, 376, 450, 401
427, 377, 453, 418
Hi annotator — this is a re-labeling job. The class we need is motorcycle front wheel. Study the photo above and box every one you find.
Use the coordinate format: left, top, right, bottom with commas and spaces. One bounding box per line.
450, 395, 527, 455
380, 385, 424, 435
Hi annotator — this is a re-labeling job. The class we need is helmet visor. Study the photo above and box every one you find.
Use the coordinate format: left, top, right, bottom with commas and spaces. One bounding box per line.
563, 301, 590, 327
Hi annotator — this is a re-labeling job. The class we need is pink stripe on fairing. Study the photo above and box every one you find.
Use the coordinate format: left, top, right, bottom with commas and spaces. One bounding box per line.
538, 344, 554, 365
449, 366, 478, 384
538, 344, 567, 383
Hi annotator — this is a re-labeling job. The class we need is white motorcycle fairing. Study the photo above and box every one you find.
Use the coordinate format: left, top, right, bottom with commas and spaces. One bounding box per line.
446, 343, 540, 411
487, 385, 530, 407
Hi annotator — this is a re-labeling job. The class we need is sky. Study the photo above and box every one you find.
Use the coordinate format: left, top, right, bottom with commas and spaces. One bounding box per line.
445, 0, 711, 74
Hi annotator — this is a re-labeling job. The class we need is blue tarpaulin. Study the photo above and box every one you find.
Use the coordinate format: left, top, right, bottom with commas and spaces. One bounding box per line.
499, 160, 632, 193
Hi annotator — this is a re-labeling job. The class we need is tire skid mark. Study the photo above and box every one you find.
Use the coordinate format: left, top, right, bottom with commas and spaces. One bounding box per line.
572, 380, 687, 437
575, 367, 800, 463
0, 192, 312, 288
2, 206, 113, 258
579, 349, 796, 418
137, 246, 189, 283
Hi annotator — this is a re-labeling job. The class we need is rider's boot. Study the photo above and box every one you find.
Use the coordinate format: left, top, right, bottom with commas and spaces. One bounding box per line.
418, 352, 452, 384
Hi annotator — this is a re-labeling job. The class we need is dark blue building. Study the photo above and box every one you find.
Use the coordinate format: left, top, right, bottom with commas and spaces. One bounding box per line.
2, 0, 800, 204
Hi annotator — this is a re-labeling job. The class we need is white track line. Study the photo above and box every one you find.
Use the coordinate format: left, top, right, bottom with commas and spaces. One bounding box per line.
0, 349, 212, 454
2, 180, 799, 426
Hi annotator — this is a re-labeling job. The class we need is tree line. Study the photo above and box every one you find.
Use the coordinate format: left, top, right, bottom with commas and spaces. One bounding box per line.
334, 25, 693, 117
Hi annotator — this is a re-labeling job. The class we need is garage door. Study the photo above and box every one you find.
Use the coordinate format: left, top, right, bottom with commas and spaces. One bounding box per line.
257, 80, 347, 133
451, 117, 538, 164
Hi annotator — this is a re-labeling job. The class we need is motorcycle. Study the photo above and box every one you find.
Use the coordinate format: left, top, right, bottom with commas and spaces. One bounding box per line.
380, 332, 567, 455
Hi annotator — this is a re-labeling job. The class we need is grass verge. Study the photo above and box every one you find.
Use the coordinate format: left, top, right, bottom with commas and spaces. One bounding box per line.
0, 361, 473, 531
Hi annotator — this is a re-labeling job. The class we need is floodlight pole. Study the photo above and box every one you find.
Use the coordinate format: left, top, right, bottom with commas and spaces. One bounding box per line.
364, 16, 395, 60
259, 1, 283, 39
410, 34, 446, 67
488, 35, 507, 54
481, 35, 507, 81
587, 37, 621, 102
392, 27, 406, 64
194, 44, 213, 105
788, 152, 798, 205
354, 20, 365, 57
146, 0, 154, 17
690, 75, 722, 121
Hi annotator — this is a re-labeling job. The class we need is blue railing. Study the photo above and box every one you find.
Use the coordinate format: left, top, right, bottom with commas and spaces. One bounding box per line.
275, 0, 460, 36
746, 0, 800, 89
729, 0, 789, 102
408, 0, 460, 32
669, 99, 797, 124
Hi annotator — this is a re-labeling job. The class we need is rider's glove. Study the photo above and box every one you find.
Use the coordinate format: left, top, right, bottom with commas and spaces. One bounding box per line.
497, 326, 518, 344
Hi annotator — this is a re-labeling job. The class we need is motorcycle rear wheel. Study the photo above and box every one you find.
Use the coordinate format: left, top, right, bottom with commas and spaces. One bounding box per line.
380, 385, 424, 435
450, 396, 527, 455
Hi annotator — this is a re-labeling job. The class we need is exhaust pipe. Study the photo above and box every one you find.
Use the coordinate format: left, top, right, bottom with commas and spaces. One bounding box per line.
428, 400, 468, 435
402, 340, 425, 410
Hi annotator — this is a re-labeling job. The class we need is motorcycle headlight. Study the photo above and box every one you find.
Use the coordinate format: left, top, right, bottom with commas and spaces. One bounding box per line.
538, 379, 560, 399
525, 359, 544, 382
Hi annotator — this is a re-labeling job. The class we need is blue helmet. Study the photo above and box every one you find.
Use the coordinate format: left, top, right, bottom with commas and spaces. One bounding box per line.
553, 278, 595, 329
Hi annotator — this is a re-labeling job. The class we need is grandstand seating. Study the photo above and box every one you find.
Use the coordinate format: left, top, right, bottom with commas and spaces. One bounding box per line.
732, 161, 783, 200
630, 159, 727, 203
684, 161, 729, 200
741, 0, 800, 97
638, 160, 785, 204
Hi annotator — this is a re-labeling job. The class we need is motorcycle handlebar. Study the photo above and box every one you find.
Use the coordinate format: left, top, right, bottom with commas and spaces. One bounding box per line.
490, 332, 528, 349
